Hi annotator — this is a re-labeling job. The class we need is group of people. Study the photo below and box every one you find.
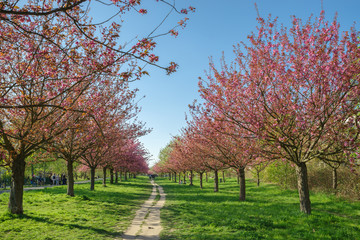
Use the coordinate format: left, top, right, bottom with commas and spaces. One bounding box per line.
51, 174, 67, 185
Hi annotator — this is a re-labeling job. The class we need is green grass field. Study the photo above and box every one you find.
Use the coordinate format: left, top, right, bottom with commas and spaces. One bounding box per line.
0, 176, 152, 240
157, 177, 360, 240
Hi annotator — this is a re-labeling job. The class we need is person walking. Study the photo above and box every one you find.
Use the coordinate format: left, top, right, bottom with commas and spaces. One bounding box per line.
55, 174, 60, 185
51, 174, 56, 185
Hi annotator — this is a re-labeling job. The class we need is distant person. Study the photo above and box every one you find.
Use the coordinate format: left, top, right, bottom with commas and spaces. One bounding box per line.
55, 174, 60, 185
62, 175, 67, 185
51, 174, 56, 185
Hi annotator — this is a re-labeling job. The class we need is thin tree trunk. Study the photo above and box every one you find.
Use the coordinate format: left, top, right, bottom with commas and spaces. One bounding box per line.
239, 167, 246, 201
183, 171, 186, 184
296, 162, 311, 214
178, 173, 180, 183
199, 172, 203, 189
115, 171, 118, 184
90, 167, 96, 191
124, 171, 128, 181
169, 172, 171, 181
214, 170, 219, 192
206, 172, 208, 182
103, 167, 107, 187
332, 167, 338, 190
8, 155, 26, 214
119, 172, 122, 182
189, 170, 193, 186
67, 159, 75, 196
110, 168, 114, 184
222, 171, 225, 183
174, 172, 177, 182
257, 171, 260, 187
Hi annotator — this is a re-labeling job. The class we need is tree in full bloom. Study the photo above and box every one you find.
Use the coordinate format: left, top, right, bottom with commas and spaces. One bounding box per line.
198, 12, 360, 214
0, 0, 196, 76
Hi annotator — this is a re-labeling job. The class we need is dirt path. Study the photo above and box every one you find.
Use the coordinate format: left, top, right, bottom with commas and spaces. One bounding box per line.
120, 180, 166, 240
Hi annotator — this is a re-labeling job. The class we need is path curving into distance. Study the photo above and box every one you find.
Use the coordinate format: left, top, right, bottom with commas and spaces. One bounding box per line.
120, 180, 166, 240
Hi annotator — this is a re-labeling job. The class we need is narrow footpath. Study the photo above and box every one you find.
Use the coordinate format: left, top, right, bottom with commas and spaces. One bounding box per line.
120, 180, 166, 240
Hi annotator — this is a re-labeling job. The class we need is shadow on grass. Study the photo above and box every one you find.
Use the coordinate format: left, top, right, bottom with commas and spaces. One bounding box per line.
157, 178, 360, 240
5, 213, 118, 237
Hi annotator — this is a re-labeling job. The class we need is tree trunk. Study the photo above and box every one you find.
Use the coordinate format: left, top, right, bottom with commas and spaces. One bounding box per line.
103, 167, 107, 187
295, 162, 311, 214
206, 172, 208, 182
119, 172, 122, 182
31, 164, 34, 178
67, 159, 75, 197
110, 168, 114, 184
189, 170, 193, 186
124, 171, 128, 181
178, 173, 180, 183
8, 154, 26, 214
214, 170, 219, 192
169, 173, 171, 181
239, 167, 246, 201
183, 171, 186, 184
332, 167, 338, 190
115, 171, 118, 184
90, 167, 96, 191
257, 171, 260, 187
222, 171, 225, 183
174, 172, 177, 182
199, 172, 203, 189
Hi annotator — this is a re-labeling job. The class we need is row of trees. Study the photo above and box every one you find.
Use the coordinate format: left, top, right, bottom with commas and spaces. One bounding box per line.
153, 12, 360, 215
0, 0, 195, 214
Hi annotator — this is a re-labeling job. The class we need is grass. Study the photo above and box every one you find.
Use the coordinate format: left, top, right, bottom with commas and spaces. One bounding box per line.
0, 176, 152, 240
157, 177, 360, 240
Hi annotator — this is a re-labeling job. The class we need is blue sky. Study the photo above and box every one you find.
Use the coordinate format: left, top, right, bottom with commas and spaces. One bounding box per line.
93, 0, 360, 166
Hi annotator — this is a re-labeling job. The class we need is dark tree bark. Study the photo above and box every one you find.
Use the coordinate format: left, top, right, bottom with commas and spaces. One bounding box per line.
110, 168, 114, 184
256, 171, 260, 187
67, 159, 75, 196
239, 167, 246, 201
124, 171, 128, 181
90, 167, 96, 191
295, 162, 311, 214
199, 172, 203, 189
183, 171, 186, 184
8, 154, 26, 214
169, 172, 171, 181
119, 172, 123, 182
206, 172, 208, 182
222, 171, 226, 183
115, 171, 118, 184
214, 170, 219, 192
174, 172, 177, 183
189, 170, 193, 186
103, 167, 107, 187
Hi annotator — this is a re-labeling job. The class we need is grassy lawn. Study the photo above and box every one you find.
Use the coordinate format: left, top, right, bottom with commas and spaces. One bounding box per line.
0, 176, 152, 240
157, 177, 360, 240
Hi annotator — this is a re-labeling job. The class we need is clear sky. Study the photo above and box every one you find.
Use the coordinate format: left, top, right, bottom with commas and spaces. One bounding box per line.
93, 0, 360, 167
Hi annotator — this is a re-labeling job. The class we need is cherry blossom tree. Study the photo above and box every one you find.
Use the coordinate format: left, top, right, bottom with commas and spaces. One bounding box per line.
198, 12, 360, 214
0, 0, 195, 76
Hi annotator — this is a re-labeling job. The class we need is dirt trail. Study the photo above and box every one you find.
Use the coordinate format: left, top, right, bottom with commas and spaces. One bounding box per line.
120, 180, 166, 240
